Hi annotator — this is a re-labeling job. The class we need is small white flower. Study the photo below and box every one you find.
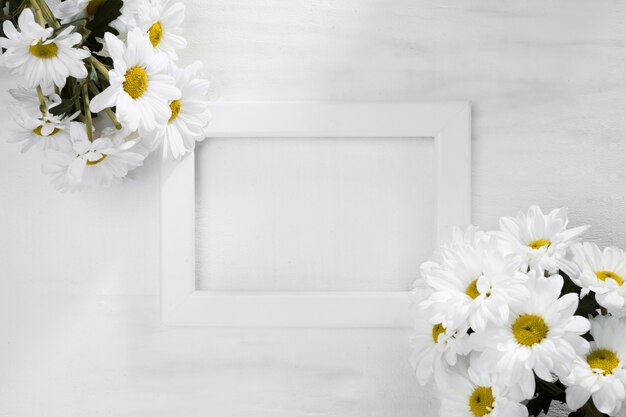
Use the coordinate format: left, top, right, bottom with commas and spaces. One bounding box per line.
144, 62, 211, 159
498, 206, 588, 273
410, 313, 471, 386
569, 243, 626, 316
436, 225, 491, 265
439, 360, 528, 417
53, 0, 141, 34
54, 0, 103, 23
137, 0, 187, 60
9, 85, 59, 112
89, 29, 179, 136
562, 315, 626, 416
43, 123, 144, 191
0, 8, 89, 88
471, 271, 590, 400
420, 234, 529, 332
8, 104, 75, 153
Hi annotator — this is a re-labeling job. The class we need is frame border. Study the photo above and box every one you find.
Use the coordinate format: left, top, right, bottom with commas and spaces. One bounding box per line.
161, 102, 470, 326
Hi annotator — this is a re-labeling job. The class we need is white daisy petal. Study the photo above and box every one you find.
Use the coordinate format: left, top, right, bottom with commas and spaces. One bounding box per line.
571, 242, 626, 316
566, 384, 592, 410
137, 0, 187, 59
144, 62, 211, 160
497, 206, 588, 274
90, 85, 119, 113
43, 125, 145, 191
0, 9, 89, 88
561, 316, 626, 415
90, 29, 179, 136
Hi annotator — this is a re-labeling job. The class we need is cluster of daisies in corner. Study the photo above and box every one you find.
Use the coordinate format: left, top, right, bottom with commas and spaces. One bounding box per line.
411, 206, 626, 417
0, 0, 211, 191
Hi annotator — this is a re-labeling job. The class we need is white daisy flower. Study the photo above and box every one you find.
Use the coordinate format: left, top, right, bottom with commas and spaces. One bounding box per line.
43, 123, 144, 191
439, 360, 528, 417
137, 0, 187, 60
420, 235, 529, 332
471, 271, 590, 400
55, 0, 105, 23
410, 313, 471, 386
89, 29, 179, 136
498, 206, 588, 274
9, 85, 59, 112
409, 271, 434, 322
446, 225, 491, 248
53, 0, 141, 34
0, 8, 89, 88
562, 315, 626, 416
144, 62, 210, 159
8, 104, 75, 152
569, 243, 626, 316
436, 225, 492, 265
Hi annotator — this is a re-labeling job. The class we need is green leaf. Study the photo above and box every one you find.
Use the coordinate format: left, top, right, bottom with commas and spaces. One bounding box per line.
6, 0, 26, 16
527, 377, 555, 416
49, 98, 79, 117
560, 272, 581, 296
581, 399, 608, 417
553, 380, 567, 402
576, 293, 600, 318
526, 393, 553, 417
53, 18, 89, 37
83, 0, 123, 53
93, 54, 113, 68
559, 271, 599, 339
526, 376, 568, 417
0, 0, 28, 38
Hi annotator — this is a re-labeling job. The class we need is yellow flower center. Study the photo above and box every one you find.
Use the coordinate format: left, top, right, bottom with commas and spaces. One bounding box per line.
528, 239, 551, 250
86, 154, 107, 165
123, 66, 149, 99
29, 42, 58, 59
587, 349, 619, 375
168, 99, 181, 122
466, 278, 481, 299
33, 126, 60, 136
595, 271, 624, 286
86, 0, 107, 16
148, 21, 163, 47
512, 314, 548, 346
468, 386, 495, 417
431, 323, 446, 344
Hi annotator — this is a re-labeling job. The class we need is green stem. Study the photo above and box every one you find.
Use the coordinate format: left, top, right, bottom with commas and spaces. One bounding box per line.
89, 56, 110, 81
82, 82, 93, 141
3, 1, 29, 20
34, 0, 59, 29
29, 0, 46, 27
35, 85, 47, 115
29, 0, 49, 117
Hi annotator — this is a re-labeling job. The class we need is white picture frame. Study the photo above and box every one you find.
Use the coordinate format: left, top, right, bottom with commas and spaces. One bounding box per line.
161, 102, 471, 327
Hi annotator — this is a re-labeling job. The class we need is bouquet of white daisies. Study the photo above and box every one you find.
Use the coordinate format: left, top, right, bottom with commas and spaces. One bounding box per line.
411, 206, 626, 417
0, 0, 210, 191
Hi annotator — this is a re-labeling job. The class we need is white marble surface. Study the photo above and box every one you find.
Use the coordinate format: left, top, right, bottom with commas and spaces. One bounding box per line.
2, 0, 626, 415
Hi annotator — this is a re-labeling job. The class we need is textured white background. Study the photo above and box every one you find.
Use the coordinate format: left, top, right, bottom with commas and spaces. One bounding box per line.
1, 0, 626, 416
195, 137, 436, 291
